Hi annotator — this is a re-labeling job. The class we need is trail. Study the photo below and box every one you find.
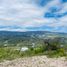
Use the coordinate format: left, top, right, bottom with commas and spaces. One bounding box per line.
0, 56, 67, 67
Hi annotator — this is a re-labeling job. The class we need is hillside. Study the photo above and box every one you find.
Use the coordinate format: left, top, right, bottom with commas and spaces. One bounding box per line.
0, 31, 67, 47
0, 56, 67, 67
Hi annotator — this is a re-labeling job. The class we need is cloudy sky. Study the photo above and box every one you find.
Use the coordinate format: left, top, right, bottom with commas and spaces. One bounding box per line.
0, 0, 67, 32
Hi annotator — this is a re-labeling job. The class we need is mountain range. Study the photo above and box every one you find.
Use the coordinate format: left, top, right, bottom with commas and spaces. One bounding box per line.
0, 31, 67, 47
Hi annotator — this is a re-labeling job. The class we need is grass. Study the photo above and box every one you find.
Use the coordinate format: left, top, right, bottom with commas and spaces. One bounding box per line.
0, 47, 41, 61
0, 47, 19, 61
0, 46, 67, 62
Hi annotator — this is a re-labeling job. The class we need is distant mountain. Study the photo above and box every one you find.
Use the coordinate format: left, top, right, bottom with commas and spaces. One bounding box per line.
0, 31, 67, 36
0, 31, 67, 47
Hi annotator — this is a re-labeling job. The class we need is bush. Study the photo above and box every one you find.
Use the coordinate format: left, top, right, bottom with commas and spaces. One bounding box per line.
46, 48, 66, 58
33, 47, 44, 54
56, 48, 66, 56
0, 47, 22, 61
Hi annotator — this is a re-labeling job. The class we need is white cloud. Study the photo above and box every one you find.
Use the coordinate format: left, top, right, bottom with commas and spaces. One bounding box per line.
0, 0, 67, 32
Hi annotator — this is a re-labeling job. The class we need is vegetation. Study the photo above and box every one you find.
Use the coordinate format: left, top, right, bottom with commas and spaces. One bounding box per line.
0, 31, 67, 61
0, 42, 67, 62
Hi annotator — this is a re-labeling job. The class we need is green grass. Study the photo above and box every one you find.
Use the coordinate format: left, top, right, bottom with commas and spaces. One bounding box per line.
0, 47, 43, 61
0, 47, 19, 61
0, 46, 67, 62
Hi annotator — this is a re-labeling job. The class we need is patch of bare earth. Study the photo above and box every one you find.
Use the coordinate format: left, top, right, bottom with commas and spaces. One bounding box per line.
0, 56, 67, 67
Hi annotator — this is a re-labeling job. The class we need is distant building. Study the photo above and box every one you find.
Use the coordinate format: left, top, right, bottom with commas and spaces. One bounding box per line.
60, 44, 64, 48
20, 47, 29, 51
4, 41, 8, 47
4, 44, 7, 47
32, 43, 35, 48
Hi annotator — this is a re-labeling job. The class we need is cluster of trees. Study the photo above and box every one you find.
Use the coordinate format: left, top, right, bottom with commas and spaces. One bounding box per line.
28, 37, 67, 57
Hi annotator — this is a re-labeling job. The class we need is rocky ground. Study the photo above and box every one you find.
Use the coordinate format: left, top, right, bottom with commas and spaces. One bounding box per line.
0, 56, 67, 67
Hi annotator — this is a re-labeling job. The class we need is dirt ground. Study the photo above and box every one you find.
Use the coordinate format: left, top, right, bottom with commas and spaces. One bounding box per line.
0, 56, 67, 67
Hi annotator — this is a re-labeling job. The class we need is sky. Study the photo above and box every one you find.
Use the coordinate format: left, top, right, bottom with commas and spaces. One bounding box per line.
0, 0, 67, 32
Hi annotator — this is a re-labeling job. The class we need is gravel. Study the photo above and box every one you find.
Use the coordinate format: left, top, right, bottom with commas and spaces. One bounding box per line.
0, 56, 67, 67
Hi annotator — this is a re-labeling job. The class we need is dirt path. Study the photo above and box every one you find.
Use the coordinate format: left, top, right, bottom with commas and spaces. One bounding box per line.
0, 56, 67, 67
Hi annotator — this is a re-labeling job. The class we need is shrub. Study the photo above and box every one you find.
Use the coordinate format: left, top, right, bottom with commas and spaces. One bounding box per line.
46, 48, 66, 58
33, 47, 44, 54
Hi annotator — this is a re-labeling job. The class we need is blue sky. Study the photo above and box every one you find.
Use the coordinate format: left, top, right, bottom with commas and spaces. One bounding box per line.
0, 0, 67, 32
